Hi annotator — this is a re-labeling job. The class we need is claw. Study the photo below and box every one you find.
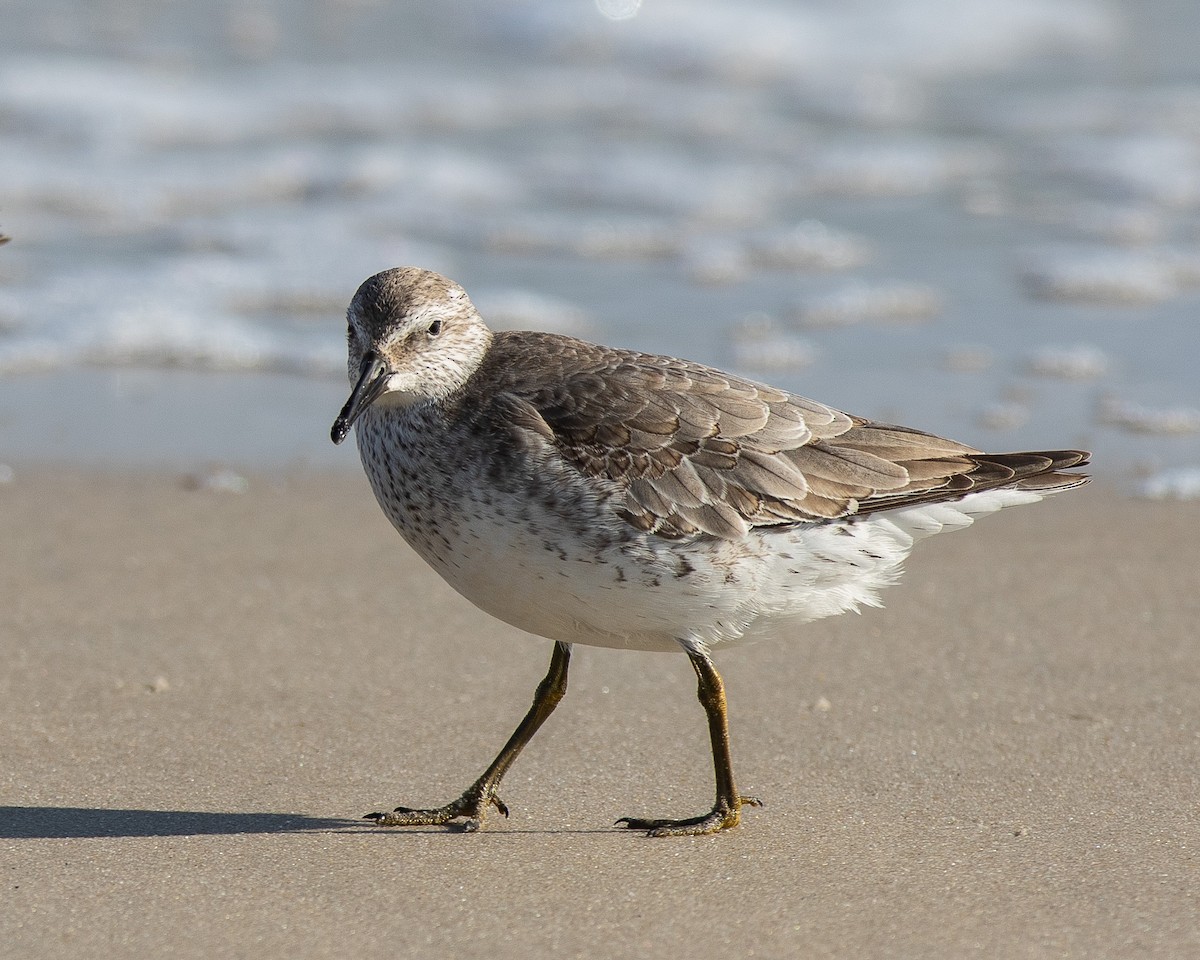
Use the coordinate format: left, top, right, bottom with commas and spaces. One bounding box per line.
360, 784, 511, 831
615, 796, 763, 837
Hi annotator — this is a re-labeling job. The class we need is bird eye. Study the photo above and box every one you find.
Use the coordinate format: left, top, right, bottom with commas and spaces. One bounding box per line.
427, 319, 443, 337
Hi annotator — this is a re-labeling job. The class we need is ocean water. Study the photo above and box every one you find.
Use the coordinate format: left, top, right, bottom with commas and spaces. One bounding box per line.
2, 0, 1199, 489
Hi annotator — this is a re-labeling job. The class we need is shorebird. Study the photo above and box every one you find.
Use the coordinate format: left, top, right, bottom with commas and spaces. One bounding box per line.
331, 266, 1089, 836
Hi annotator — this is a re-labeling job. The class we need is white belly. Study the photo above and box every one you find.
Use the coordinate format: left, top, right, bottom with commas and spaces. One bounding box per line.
358, 411, 1047, 653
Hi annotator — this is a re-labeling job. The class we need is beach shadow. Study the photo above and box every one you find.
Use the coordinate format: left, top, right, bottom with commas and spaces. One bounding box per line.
0, 806, 624, 839
0, 806, 357, 839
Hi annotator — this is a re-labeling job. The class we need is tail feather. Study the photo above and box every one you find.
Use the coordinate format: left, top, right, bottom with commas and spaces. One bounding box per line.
856, 449, 1090, 516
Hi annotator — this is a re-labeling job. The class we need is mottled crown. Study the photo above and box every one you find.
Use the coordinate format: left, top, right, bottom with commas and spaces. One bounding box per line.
348, 266, 473, 341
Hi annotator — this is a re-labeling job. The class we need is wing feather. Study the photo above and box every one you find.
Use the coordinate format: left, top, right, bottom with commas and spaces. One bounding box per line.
476, 331, 1089, 541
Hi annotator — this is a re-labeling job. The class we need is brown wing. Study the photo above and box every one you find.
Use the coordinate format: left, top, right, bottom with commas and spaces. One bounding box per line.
479, 331, 1089, 540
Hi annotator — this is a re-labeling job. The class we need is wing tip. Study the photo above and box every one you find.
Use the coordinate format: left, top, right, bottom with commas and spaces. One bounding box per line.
988, 449, 1091, 494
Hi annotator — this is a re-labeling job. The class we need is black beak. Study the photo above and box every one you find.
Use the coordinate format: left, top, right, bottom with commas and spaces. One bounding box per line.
331, 352, 389, 444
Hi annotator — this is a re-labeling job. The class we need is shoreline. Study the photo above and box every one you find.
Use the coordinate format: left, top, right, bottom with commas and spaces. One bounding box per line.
2, 364, 1199, 481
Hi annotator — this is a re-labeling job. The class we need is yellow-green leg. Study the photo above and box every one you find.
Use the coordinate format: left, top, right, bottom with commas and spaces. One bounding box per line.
616, 646, 761, 837
365, 641, 571, 832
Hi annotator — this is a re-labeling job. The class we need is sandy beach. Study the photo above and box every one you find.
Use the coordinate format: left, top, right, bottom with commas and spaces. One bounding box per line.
2, 467, 1197, 958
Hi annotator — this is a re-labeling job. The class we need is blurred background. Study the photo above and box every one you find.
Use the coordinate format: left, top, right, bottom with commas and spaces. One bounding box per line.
1, 0, 1198, 493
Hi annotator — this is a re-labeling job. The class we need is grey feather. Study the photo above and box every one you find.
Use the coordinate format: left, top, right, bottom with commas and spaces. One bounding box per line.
469, 330, 1090, 541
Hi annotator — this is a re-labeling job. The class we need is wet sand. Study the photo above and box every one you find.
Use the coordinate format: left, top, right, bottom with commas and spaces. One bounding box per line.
2, 468, 1196, 958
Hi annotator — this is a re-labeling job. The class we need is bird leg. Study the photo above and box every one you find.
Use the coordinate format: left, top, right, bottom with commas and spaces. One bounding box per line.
617, 645, 761, 837
364, 641, 571, 831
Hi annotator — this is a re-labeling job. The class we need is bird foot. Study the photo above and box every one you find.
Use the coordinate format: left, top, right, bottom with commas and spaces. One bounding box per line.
364, 787, 509, 832
615, 795, 763, 837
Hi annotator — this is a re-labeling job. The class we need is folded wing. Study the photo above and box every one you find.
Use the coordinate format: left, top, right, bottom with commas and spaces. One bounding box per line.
482, 331, 1089, 541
